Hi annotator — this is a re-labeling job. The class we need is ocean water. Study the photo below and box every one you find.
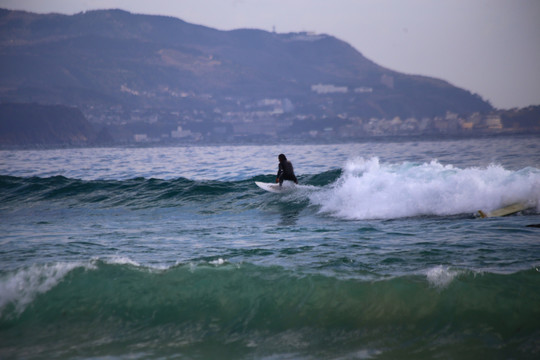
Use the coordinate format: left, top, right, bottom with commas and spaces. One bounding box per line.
1, 135, 540, 359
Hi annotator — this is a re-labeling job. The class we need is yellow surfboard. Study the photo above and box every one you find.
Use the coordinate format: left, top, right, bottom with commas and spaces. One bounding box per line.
477, 202, 530, 218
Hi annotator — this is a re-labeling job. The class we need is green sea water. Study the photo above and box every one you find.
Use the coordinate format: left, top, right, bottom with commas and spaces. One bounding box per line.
1, 136, 539, 359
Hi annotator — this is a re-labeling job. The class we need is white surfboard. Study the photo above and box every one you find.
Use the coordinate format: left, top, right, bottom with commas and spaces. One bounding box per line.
255, 181, 296, 193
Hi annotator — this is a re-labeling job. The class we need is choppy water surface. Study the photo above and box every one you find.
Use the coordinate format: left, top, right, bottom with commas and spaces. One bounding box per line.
1, 135, 539, 359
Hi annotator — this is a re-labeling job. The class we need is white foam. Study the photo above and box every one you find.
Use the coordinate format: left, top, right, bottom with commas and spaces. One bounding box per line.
0, 262, 93, 316
209, 258, 226, 265
425, 265, 460, 288
309, 157, 540, 220
101, 255, 140, 267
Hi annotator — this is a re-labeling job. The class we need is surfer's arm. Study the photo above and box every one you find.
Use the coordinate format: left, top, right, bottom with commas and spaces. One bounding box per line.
276, 163, 284, 184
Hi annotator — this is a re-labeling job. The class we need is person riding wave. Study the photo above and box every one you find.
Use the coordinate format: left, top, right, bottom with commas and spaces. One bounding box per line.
276, 154, 298, 186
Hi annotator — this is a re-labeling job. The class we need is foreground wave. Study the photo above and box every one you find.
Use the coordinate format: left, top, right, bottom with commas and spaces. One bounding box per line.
1, 260, 539, 359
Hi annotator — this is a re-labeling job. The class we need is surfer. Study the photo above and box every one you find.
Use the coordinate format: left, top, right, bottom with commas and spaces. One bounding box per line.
276, 153, 298, 186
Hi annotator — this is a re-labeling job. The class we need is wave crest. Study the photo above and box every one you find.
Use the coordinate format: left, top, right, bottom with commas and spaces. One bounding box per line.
0, 261, 93, 317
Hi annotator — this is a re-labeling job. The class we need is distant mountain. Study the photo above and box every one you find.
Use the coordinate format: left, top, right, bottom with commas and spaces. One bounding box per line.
0, 8, 492, 120
0, 103, 110, 147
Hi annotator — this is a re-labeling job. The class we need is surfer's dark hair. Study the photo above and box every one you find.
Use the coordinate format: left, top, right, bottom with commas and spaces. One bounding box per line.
278, 154, 287, 162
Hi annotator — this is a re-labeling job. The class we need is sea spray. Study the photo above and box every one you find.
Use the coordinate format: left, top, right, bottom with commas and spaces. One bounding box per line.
310, 157, 540, 220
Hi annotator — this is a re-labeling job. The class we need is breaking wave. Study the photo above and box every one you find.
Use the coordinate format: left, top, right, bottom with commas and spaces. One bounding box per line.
1, 157, 539, 220
309, 157, 540, 220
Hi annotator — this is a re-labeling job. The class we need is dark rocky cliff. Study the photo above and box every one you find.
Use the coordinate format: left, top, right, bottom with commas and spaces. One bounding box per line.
0, 8, 492, 119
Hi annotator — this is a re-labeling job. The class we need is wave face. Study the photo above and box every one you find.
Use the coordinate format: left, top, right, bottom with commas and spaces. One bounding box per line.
0, 170, 340, 214
1, 260, 539, 359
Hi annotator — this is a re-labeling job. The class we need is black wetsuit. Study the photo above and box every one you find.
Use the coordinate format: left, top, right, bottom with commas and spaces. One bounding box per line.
277, 160, 298, 185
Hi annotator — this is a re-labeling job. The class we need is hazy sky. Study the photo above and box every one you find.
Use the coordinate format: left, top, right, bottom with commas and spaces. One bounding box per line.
2, 0, 539, 109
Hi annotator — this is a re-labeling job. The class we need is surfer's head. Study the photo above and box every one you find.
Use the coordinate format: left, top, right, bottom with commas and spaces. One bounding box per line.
278, 154, 287, 162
